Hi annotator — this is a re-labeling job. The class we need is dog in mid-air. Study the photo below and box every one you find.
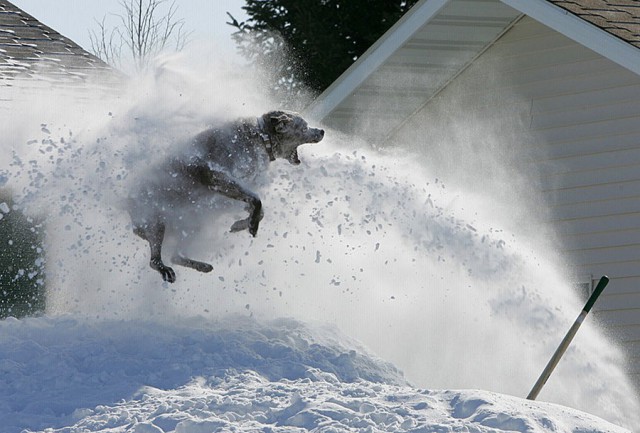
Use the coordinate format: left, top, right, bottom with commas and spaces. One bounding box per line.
128, 110, 324, 283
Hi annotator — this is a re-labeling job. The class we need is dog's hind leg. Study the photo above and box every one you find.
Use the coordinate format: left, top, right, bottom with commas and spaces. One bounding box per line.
169, 228, 213, 274
171, 254, 213, 273
133, 220, 176, 283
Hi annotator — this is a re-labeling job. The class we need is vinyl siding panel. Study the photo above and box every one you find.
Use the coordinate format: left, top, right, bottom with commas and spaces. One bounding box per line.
543, 148, 640, 175
546, 180, 640, 206
610, 323, 640, 342
393, 16, 640, 387
596, 276, 640, 296
598, 292, 640, 311
564, 228, 640, 251
533, 82, 640, 116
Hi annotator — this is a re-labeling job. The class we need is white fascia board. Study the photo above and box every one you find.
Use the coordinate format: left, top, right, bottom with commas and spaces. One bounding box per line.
501, 0, 640, 76
305, 0, 450, 121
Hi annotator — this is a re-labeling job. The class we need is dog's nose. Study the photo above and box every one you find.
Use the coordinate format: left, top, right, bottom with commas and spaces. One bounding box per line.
312, 128, 324, 143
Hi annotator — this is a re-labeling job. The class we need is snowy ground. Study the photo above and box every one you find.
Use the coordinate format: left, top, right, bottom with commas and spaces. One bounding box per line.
0, 315, 629, 433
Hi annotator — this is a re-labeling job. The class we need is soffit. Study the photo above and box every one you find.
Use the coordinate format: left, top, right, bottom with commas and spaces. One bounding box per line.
307, 0, 522, 142
309, 0, 640, 144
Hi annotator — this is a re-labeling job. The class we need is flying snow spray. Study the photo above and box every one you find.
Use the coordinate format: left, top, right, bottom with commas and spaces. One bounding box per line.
1, 47, 639, 428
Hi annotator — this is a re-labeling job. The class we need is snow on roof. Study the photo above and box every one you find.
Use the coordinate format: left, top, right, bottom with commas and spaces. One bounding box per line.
0, 0, 118, 88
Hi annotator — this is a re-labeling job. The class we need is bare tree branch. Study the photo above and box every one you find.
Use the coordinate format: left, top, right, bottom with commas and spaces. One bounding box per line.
88, 0, 191, 72
89, 16, 123, 68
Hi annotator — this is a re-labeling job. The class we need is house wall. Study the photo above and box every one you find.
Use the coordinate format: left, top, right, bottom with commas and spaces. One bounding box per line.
391, 15, 640, 386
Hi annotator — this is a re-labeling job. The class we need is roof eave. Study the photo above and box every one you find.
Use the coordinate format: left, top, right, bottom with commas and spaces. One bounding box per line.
305, 0, 449, 121
306, 0, 640, 127
501, 0, 640, 76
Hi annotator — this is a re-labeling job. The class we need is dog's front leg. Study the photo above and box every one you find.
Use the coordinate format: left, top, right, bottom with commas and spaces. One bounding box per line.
205, 170, 263, 237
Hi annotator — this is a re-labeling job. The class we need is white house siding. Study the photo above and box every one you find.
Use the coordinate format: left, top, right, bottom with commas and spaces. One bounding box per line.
389, 15, 640, 386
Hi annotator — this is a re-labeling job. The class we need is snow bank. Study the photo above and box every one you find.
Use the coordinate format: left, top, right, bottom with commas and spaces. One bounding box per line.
0, 315, 628, 433
0, 315, 403, 431
56, 377, 631, 433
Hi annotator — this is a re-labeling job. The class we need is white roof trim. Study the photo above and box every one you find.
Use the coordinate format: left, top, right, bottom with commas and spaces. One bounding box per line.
305, 0, 449, 121
501, 0, 640, 76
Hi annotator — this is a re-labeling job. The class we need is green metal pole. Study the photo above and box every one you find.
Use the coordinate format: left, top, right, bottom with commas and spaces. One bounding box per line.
526, 275, 610, 400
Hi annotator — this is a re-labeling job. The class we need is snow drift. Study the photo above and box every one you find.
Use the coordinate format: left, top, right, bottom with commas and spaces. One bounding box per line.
0, 315, 629, 433
0, 45, 638, 431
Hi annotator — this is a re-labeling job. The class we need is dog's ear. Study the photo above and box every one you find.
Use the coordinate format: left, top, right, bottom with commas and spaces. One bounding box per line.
270, 113, 290, 133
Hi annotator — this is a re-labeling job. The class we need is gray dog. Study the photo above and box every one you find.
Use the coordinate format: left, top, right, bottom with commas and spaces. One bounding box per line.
128, 110, 324, 283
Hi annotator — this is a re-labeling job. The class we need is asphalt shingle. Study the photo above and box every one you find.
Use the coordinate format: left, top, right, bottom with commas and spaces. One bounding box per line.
0, 0, 115, 86
549, 0, 640, 48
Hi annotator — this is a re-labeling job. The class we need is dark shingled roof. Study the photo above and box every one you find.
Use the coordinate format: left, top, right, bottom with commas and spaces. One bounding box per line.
548, 0, 640, 48
0, 0, 116, 86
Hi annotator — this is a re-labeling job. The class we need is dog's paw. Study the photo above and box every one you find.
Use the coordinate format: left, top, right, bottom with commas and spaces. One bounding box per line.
230, 218, 259, 237
249, 221, 259, 237
151, 259, 176, 283
230, 218, 249, 233
172, 255, 213, 274
162, 268, 177, 283
194, 262, 213, 273
156, 266, 176, 283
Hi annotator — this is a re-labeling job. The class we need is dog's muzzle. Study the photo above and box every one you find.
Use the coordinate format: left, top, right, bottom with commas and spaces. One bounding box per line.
312, 128, 325, 143
288, 128, 324, 165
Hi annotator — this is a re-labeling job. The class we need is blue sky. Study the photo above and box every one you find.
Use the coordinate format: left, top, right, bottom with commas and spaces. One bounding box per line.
11, 0, 248, 58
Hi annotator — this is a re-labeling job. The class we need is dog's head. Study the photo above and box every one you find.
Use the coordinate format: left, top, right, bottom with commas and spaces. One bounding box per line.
262, 111, 324, 165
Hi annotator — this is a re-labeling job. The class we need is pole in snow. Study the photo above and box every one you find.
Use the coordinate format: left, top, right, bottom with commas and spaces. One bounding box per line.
526, 275, 610, 401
